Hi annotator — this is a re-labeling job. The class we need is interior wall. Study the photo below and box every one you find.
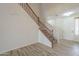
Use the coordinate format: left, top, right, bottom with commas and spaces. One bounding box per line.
0, 3, 39, 53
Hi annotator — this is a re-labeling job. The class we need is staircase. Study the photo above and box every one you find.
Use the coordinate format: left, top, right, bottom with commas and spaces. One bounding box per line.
19, 3, 57, 48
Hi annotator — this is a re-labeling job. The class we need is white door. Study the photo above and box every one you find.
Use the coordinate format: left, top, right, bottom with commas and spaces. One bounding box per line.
74, 18, 79, 41
63, 17, 75, 40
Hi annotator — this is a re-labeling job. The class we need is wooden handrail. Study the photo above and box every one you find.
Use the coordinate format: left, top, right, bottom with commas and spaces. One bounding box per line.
38, 19, 53, 34
19, 3, 39, 24
26, 3, 39, 20
19, 3, 56, 47
25, 4, 53, 33
19, 3, 53, 33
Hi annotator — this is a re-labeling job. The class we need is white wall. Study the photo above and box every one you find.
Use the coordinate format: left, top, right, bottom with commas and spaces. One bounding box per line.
0, 4, 39, 53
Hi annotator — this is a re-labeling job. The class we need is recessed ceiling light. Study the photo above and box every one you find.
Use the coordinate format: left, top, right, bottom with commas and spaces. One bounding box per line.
47, 20, 53, 24
63, 11, 74, 16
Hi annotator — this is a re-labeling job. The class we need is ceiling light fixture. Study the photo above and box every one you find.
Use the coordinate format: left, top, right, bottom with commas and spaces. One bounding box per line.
63, 11, 74, 16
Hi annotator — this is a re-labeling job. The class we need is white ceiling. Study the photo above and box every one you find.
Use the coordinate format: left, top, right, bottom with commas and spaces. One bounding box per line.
40, 3, 79, 19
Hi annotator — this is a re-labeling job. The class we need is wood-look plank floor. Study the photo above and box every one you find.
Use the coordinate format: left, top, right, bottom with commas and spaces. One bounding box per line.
0, 40, 79, 56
